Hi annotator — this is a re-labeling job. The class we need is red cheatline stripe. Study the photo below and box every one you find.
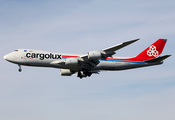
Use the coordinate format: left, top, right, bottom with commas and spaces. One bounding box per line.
62, 55, 78, 58
62, 55, 143, 62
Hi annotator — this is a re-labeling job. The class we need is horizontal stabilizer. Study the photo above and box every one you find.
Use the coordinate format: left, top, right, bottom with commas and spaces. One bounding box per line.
144, 55, 171, 63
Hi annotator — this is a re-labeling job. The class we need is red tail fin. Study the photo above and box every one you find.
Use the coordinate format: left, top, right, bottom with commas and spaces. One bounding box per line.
135, 39, 167, 61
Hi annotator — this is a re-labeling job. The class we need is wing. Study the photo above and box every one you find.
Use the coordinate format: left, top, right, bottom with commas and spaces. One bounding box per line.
77, 39, 139, 70
51, 39, 139, 70
80, 38, 139, 60
51, 39, 139, 78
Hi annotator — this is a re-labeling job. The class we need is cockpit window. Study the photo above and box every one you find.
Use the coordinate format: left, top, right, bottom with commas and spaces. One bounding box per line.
14, 50, 18, 51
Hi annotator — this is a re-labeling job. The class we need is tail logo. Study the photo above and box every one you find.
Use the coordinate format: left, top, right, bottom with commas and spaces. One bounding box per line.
147, 45, 159, 57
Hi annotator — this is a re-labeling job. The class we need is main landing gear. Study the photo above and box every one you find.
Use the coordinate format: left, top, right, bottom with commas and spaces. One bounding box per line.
18, 65, 22, 72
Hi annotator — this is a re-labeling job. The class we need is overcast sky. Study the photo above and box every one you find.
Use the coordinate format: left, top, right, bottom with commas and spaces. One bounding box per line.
0, 0, 175, 120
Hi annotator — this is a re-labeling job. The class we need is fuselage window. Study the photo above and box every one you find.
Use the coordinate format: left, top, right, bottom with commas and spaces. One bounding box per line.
14, 50, 18, 52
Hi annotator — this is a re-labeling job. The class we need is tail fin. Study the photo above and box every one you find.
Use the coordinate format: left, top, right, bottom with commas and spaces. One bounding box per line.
135, 39, 167, 61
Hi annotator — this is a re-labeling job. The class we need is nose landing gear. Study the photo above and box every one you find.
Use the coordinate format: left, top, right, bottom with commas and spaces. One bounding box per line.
18, 65, 22, 72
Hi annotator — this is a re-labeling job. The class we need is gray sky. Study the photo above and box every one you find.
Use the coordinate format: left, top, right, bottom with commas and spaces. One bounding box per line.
0, 0, 175, 120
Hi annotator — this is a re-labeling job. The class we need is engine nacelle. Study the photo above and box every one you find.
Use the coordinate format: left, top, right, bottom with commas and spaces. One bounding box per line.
65, 58, 79, 65
60, 69, 74, 76
88, 51, 102, 59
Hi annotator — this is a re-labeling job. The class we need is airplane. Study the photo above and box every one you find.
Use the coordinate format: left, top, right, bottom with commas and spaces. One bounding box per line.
3, 38, 171, 79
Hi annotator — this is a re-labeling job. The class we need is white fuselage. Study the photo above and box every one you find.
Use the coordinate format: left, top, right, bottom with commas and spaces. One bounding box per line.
4, 49, 162, 72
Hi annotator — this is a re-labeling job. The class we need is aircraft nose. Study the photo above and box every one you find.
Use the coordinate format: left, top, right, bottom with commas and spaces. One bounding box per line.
3, 55, 7, 60
3, 53, 13, 61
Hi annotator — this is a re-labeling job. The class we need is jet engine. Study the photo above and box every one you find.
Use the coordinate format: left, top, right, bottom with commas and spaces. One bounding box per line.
88, 51, 102, 59
60, 69, 75, 76
65, 58, 79, 65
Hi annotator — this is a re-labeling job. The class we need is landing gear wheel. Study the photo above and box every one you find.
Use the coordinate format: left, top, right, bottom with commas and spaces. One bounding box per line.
18, 65, 22, 72
19, 68, 22, 72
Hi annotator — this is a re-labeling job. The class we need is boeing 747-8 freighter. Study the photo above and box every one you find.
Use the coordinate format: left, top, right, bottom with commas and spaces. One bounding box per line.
4, 39, 171, 78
